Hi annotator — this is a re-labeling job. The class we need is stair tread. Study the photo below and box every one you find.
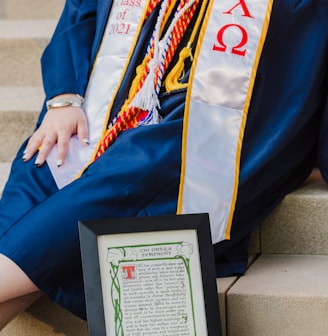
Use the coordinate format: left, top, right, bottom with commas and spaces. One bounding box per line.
227, 254, 328, 336
229, 254, 328, 296
1, 297, 87, 336
0, 0, 64, 20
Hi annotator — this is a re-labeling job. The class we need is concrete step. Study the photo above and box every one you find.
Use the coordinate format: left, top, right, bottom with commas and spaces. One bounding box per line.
0, 87, 41, 162
0, 20, 56, 87
0, 0, 64, 20
227, 254, 328, 336
260, 169, 328, 255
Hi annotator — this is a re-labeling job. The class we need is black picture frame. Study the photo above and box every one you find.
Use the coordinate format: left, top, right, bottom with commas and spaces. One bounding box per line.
79, 213, 222, 336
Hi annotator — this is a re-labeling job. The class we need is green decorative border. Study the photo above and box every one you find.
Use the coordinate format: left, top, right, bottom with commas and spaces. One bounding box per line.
106, 242, 196, 336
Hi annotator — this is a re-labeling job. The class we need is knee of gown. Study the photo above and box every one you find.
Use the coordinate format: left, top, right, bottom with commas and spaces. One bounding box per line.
0, 139, 58, 237
0, 107, 184, 319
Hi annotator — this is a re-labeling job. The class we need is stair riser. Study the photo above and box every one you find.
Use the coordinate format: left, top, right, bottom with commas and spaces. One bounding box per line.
0, 111, 38, 162
0, 86, 43, 162
260, 172, 328, 255
0, 38, 47, 87
0, 19, 57, 86
261, 198, 328, 255
227, 295, 328, 336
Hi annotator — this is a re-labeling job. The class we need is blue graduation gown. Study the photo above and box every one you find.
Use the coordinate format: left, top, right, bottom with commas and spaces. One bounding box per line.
0, 0, 327, 319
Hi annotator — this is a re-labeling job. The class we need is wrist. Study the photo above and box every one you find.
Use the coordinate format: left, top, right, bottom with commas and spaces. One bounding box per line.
46, 94, 84, 110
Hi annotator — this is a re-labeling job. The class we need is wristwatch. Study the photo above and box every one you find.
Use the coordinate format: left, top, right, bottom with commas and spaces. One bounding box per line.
46, 94, 84, 110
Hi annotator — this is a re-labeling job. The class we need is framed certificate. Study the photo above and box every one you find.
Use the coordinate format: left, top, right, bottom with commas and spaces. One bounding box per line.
79, 213, 222, 336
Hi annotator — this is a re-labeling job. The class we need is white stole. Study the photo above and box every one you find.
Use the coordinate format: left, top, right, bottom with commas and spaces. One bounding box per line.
178, 0, 274, 244
46, 0, 149, 188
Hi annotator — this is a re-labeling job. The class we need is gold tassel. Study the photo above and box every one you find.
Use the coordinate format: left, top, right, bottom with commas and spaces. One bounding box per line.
164, 0, 209, 93
128, 56, 149, 99
164, 42, 193, 92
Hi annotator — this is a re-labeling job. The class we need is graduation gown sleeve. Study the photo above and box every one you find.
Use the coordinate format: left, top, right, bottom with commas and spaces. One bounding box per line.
40, 0, 99, 101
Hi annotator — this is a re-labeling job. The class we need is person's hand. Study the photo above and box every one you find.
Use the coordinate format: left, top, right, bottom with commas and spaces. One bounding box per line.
22, 105, 89, 167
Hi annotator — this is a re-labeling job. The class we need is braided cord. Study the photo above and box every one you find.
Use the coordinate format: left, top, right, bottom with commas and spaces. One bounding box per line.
94, 0, 199, 159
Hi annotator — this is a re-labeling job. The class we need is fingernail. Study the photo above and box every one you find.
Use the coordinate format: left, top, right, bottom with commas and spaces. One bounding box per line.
34, 159, 41, 167
22, 149, 28, 161
57, 159, 63, 168
83, 138, 90, 145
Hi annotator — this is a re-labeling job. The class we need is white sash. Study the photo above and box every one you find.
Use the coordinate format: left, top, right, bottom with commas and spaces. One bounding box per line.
46, 0, 149, 188
178, 0, 274, 244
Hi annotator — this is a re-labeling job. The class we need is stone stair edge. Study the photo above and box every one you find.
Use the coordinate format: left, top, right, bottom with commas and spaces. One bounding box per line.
0, 86, 44, 112
0, 19, 57, 38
